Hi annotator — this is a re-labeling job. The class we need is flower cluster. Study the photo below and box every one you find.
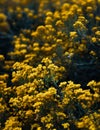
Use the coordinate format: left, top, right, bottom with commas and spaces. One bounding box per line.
0, 0, 100, 130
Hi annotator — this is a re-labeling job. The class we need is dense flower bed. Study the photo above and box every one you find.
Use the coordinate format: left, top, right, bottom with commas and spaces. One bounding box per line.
0, 0, 100, 130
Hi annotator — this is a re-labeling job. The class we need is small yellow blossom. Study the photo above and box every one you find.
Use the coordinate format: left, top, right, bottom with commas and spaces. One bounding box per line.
0, 13, 7, 21
45, 16, 53, 25
48, 87, 57, 95
45, 123, 53, 129
36, 25, 46, 34
86, 6, 93, 13
0, 55, 5, 61
89, 50, 96, 56
46, 11, 53, 17
59, 81, 67, 88
91, 37, 97, 42
62, 122, 70, 129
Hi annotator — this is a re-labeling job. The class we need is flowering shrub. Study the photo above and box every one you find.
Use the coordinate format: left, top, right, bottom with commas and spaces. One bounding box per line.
0, 0, 100, 130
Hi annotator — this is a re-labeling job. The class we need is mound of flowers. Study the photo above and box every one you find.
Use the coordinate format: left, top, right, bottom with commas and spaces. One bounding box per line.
0, 0, 100, 130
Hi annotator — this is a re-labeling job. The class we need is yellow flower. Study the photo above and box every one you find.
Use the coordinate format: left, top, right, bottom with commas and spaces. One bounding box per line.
25, 110, 33, 118
31, 123, 39, 130
0, 13, 7, 22
33, 42, 39, 47
36, 25, 46, 34
37, 127, 42, 130
87, 80, 96, 87
70, 31, 78, 40
45, 123, 53, 129
73, 21, 86, 30
78, 16, 88, 24
53, 11, 60, 19
42, 57, 52, 65
59, 81, 67, 88
62, 3, 70, 11
96, 16, 100, 22
91, 37, 97, 43
56, 20, 64, 27
4, 116, 22, 130
93, 93, 99, 99
0, 55, 5, 61
62, 122, 70, 129
62, 98, 70, 105
33, 102, 43, 108
77, 8, 83, 15
33, 47, 40, 52
77, 122, 84, 128
48, 87, 57, 95
95, 31, 100, 37
27, 12, 34, 18
45, 16, 53, 25
56, 112, 67, 120
78, 44, 86, 52
89, 50, 96, 56
0, 21, 10, 33
86, 6, 93, 13
17, 13, 22, 19
46, 11, 53, 17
